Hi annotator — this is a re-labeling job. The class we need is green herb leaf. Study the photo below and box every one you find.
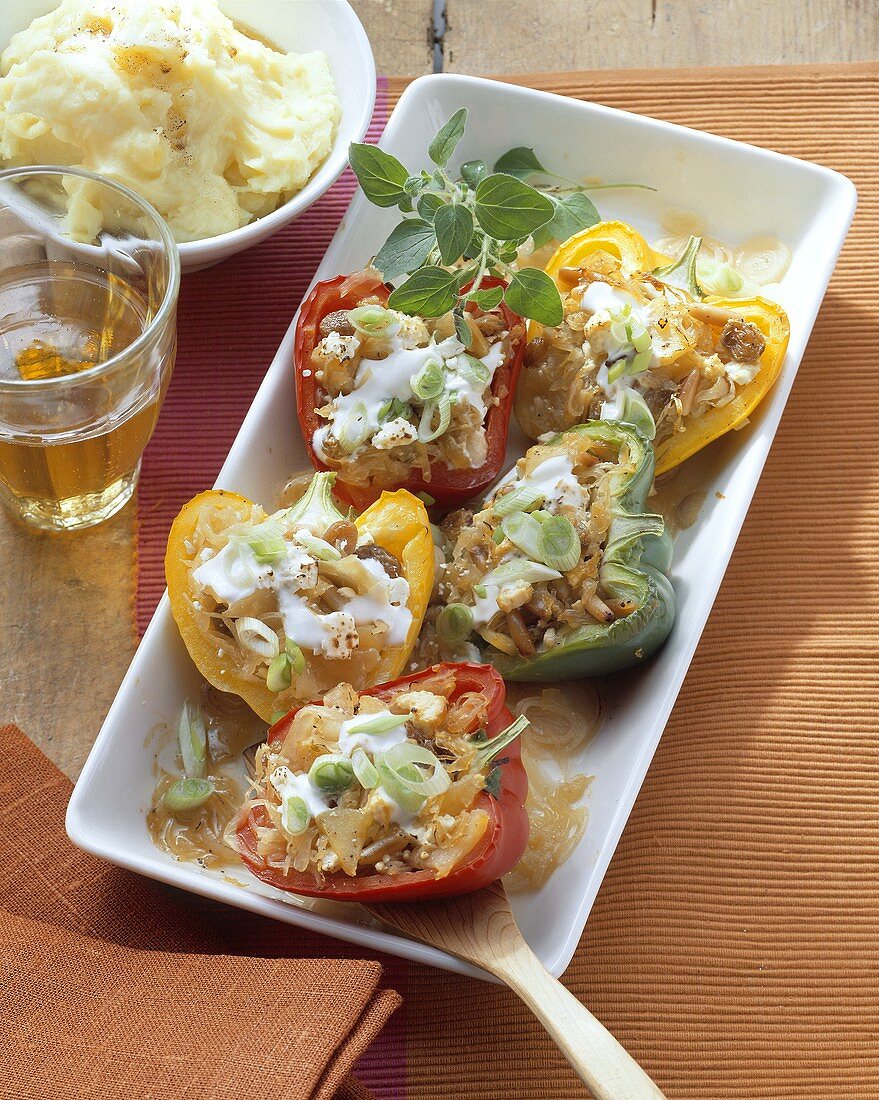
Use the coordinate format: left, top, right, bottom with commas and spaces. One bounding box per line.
463, 229, 484, 260
348, 143, 410, 208
388, 266, 460, 318
484, 766, 502, 799
460, 159, 487, 187
453, 311, 472, 345
467, 285, 504, 310
434, 204, 474, 266
505, 268, 564, 326
374, 219, 437, 281
473, 174, 554, 240
454, 264, 479, 290
493, 146, 548, 179
428, 107, 468, 168
545, 191, 600, 242
416, 192, 445, 221
530, 224, 554, 251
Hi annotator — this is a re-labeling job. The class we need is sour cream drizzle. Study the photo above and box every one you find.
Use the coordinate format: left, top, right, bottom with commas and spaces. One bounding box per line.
470, 454, 583, 628
191, 524, 411, 660
315, 321, 505, 456
580, 281, 659, 416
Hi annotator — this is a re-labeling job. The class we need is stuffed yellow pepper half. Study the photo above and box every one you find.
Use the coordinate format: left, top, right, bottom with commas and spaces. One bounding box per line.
516, 221, 790, 474
166, 472, 434, 721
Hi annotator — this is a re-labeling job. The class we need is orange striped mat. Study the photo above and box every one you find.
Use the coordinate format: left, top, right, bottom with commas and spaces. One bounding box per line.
388, 64, 879, 1098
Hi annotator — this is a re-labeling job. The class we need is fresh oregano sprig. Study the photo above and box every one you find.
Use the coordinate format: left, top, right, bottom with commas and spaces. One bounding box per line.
348, 108, 612, 326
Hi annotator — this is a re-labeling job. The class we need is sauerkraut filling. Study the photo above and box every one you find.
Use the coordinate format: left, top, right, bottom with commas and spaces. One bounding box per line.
518, 249, 768, 448
229, 671, 526, 881
420, 431, 641, 663
311, 299, 520, 487
186, 476, 412, 706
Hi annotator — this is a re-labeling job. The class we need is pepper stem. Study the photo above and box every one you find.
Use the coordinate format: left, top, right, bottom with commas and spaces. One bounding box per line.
652, 235, 705, 299
473, 714, 529, 774
285, 471, 345, 533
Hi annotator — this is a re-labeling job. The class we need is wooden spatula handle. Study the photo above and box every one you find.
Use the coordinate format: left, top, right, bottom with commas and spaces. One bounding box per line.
496, 944, 666, 1100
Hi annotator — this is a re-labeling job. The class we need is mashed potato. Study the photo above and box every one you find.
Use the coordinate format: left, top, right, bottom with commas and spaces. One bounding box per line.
0, 0, 340, 241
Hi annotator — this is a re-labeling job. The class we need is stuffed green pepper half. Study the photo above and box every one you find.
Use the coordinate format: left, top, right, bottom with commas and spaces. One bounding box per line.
422, 421, 676, 679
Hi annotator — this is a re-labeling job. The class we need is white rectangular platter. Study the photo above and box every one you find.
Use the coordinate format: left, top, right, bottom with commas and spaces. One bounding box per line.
67, 74, 856, 980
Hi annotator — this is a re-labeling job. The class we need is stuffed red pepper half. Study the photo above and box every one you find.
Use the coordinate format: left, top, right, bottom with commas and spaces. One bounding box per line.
230, 662, 529, 901
294, 269, 526, 509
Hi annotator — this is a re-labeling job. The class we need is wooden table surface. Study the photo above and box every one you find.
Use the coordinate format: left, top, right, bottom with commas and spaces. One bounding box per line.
1, 0, 877, 778
352, 0, 879, 76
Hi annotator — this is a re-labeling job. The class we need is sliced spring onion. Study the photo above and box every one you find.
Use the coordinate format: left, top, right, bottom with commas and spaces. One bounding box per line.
631, 329, 652, 354
348, 304, 400, 338
493, 483, 545, 517
492, 528, 506, 545
418, 392, 452, 443
336, 400, 369, 454
609, 320, 629, 347
285, 638, 306, 675
378, 741, 451, 813
605, 356, 628, 384
605, 390, 656, 440
309, 753, 355, 794
266, 652, 292, 693
235, 616, 280, 659
178, 702, 207, 780
538, 514, 581, 572
410, 359, 446, 401
378, 397, 412, 423
352, 748, 380, 789
163, 777, 214, 814
473, 583, 488, 598
630, 347, 653, 374
343, 710, 412, 737
501, 511, 545, 561
482, 560, 562, 587
437, 602, 475, 644
247, 523, 287, 562
608, 304, 632, 348
473, 714, 530, 774
229, 518, 287, 564
416, 491, 436, 506
456, 352, 491, 387
698, 260, 745, 296
295, 530, 341, 561
247, 534, 287, 563
281, 795, 310, 836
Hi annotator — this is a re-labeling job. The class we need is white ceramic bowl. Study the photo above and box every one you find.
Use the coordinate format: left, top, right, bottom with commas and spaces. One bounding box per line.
0, 0, 376, 271
66, 75, 856, 981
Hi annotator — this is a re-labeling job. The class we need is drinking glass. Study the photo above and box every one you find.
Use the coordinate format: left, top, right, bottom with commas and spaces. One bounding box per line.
0, 166, 179, 530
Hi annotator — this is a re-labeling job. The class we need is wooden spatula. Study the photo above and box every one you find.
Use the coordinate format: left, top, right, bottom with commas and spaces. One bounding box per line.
364, 881, 666, 1100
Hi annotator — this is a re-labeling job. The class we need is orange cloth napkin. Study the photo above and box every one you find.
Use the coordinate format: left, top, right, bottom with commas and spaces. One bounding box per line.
0, 724, 398, 1100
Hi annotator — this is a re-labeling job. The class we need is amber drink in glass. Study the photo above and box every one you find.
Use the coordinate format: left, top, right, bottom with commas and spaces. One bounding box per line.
0, 166, 179, 530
